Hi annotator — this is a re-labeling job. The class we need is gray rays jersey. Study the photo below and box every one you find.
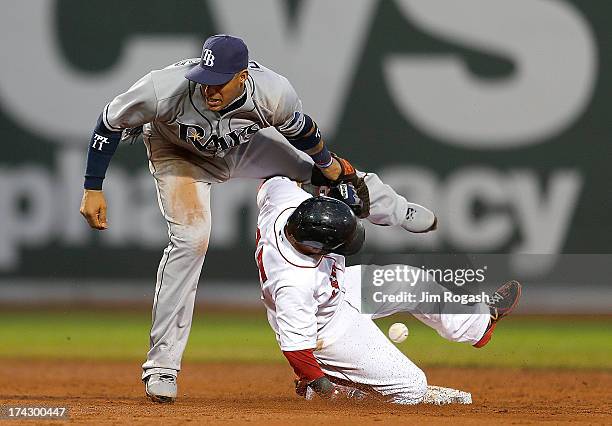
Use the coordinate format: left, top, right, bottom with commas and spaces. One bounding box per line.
102, 59, 307, 157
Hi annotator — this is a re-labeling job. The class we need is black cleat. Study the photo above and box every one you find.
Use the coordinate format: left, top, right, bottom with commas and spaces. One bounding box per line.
473, 280, 522, 348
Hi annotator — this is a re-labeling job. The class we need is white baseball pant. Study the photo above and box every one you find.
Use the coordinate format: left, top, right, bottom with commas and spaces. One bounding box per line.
313, 265, 489, 404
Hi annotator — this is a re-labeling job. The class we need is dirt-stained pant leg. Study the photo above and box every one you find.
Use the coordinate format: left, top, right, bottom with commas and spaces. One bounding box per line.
141, 135, 229, 379
141, 128, 311, 378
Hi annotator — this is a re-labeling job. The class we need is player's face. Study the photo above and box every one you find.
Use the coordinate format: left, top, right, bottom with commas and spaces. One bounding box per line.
202, 70, 248, 112
285, 229, 325, 257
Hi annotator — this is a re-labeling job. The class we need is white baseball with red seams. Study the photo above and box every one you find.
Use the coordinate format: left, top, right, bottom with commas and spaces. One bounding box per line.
388, 323, 409, 343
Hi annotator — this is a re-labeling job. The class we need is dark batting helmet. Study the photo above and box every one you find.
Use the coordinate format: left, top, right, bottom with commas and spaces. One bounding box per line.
285, 196, 365, 255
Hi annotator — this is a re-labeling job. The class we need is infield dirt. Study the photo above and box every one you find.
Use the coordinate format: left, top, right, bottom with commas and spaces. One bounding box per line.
3, 360, 611, 425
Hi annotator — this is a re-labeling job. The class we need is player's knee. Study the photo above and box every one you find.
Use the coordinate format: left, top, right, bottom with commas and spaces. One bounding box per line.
171, 226, 210, 256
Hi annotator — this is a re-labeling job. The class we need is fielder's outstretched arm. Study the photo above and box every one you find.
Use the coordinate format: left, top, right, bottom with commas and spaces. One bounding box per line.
80, 73, 158, 229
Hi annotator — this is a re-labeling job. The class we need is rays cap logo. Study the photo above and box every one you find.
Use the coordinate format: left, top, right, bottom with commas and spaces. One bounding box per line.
185, 34, 249, 86
201, 49, 215, 67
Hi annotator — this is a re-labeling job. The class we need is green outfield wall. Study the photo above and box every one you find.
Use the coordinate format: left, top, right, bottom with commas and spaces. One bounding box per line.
0, 0, 610, 282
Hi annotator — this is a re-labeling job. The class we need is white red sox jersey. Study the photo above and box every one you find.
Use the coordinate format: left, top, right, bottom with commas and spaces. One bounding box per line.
254, 179, 490, 404
103, 58, 307, 157
255, 177, 347, 352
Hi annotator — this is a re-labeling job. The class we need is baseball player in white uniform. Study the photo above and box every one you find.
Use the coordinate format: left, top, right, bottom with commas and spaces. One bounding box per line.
79, 34, 438, 403
255, 177, 522, 404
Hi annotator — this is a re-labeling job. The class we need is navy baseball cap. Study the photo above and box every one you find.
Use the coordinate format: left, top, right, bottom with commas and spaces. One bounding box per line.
185, 34, 249, 85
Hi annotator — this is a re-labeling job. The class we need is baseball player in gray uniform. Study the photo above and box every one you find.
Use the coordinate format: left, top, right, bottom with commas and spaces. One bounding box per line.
79, 34, 437, 403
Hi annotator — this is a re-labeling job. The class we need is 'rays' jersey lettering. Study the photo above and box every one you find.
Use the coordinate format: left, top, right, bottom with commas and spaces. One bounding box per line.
255, 177, 346, 351
177, 121, 261, 153
103, 59, 306, 157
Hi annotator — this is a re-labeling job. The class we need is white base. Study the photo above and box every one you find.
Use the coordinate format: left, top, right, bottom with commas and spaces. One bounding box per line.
304, 384, 472, 405
422, 385, 472, 405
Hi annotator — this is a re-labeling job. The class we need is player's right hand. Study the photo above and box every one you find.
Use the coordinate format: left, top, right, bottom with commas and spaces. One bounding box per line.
303, 377, 368, 401
294, 377, 309, 397
79, 189, 108, 230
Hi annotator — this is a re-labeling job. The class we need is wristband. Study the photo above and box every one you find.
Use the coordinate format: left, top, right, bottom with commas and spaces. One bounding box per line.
310, 145, 333, 168
288, 115, 322, 151
84, 114, 122, 189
